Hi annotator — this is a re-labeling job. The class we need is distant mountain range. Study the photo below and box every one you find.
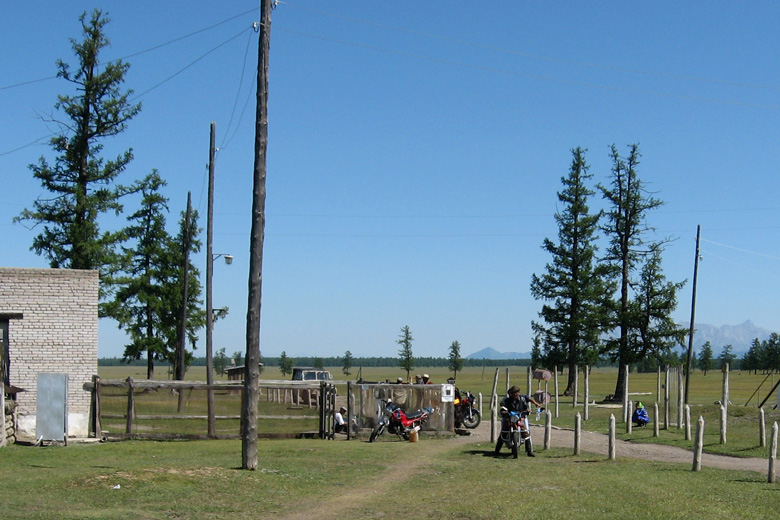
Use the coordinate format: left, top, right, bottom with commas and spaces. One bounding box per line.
466, 321, 774, 360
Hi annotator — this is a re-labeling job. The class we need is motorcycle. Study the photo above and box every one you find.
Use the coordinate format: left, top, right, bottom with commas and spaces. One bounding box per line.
453, 389, 481, 429
368, 399, 434, 442
494, 410, 532, 459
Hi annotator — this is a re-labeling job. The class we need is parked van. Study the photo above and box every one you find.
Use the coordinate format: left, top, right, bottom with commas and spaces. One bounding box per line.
291, 367, 332, 381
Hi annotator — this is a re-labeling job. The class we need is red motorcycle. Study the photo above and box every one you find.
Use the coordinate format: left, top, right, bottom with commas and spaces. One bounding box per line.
368, 399, 434, 442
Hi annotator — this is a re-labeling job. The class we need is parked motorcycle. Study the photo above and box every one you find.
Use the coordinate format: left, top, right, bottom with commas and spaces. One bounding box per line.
453, 389, 481, 429
494, 410, 532, 458
368, 399, 434, 442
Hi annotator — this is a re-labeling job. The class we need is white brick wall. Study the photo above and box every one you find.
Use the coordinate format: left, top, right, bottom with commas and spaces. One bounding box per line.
0, 267, 98, 439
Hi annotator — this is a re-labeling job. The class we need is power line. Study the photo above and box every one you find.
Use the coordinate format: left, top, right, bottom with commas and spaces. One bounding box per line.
130, 27, 251, 101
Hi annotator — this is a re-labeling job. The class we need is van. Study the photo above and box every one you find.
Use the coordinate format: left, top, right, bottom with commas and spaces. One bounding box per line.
291, 367, 332, 381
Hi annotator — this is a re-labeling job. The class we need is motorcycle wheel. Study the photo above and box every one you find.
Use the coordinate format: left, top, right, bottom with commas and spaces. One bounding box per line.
463, 409, 481, 429
511, 432, 519, 459
368, 424, 384, 443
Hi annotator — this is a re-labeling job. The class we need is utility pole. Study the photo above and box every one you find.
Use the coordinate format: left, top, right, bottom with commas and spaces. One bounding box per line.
684, 225, 701, 405
242, 0, 272, 470
206, 122, 216, 438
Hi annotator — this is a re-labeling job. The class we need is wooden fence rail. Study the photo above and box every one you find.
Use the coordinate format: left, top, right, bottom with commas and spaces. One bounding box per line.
88, 377, 326, 440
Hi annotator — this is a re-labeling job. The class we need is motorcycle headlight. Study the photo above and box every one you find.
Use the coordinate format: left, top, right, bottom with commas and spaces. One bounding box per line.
453, 398, 460, 405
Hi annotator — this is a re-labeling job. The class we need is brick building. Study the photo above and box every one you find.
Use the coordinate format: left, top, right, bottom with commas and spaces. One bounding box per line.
0, 267, 98, 440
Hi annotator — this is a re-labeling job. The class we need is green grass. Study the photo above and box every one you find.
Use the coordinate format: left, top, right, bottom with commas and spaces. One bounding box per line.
1, 437, 777, 519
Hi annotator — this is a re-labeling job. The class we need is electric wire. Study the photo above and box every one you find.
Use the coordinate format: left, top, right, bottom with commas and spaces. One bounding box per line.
219, 28, 257, 151
130, 27, 251, 102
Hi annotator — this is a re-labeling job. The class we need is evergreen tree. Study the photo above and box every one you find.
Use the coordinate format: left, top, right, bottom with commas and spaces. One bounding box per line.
105, 172, 170, 378
232, 351, 244, 366
165, 201, 205, 377
279, 351, 294, 376
599, 144, 664, 399
448, 340, 464, 380
397, 325, 415, 381
698, 341, 714, 375
15, 10, 141, 314
764, 333, 780, 373
531, 147, 613, 395
742, 338, 762, 374
632, 246, 687, 367
214, 348, 228, 376
342, 350, 354, 376
718, 344, 737, 370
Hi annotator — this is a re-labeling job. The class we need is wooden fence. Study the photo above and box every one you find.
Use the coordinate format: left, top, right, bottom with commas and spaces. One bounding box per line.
88, 376, 335, 441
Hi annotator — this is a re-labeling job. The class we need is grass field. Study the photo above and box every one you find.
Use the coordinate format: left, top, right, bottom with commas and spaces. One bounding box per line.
1, 436, 777, 519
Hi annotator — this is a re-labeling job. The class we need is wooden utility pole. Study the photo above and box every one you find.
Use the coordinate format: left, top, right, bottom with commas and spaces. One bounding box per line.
206, 122, 216, 437
684, 225, 701, 405
242, 0, 272, 470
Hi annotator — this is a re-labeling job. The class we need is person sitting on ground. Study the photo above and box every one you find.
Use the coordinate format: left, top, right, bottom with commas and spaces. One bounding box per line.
334, 406, 349, 434
497, 385, 542, 457
632, 402, 650, 427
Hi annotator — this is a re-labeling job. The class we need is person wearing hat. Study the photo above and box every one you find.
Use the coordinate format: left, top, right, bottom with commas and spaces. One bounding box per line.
496, 386, 542, 457
632, 401, 650, 427
421, 374, 432, 384
334, 406, 349, 434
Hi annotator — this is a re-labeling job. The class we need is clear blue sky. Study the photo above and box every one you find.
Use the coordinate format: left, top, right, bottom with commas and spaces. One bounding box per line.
2, 1, 779, 360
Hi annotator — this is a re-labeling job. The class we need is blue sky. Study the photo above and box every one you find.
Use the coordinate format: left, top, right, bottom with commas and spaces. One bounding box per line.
2, 1, 780, 360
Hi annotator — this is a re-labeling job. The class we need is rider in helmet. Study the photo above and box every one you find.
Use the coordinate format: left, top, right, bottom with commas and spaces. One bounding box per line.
497, 386, 542, 457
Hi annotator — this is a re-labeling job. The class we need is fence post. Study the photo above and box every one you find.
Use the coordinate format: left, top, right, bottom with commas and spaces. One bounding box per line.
347, 381, 354, 441
769, 422, 778, 484
93, 375, 102, 439
554, 366, 559, 418
677, 367, 684, 429
608, 414, 616, 460
664, 366, 670, 430
760, 408, 766, 448
720, 404, 727, 444
684, 405, 691, 441
125, 377, 135, 435
544, 410, 551, 450
574, 412, 581, 455
626, 401, 633, 434
653, 402, 660, 438
583, 365, 590, 421
722, 363, 730, 416
526, 366, 532, 396
693, 416, 704, 471
573, 365, 579, 408
622, 365, 629, 423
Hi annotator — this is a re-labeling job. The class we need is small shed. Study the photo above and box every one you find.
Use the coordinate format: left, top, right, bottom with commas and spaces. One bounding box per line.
226, 363, 264, 382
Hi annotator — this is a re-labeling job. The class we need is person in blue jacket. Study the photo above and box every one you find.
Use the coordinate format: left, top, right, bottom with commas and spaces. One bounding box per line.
632, 401, 650, 427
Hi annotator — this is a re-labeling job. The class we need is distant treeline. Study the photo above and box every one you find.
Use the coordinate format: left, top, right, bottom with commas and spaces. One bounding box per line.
98, 356, 533, 368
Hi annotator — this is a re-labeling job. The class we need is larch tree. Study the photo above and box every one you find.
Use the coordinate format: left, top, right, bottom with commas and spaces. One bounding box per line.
598, 144, 664, 400
397, 325, 415, 381
15, 10, 141, 315
531, 147, 613, 395
448, 340, 463, 381
106, 172, 171, 379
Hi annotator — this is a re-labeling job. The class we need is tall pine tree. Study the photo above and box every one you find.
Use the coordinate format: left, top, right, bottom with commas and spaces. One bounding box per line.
107, 172, 171, 379
16, 10, 141, 315
531, 148, 613, 395
598, 144, 664, 399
